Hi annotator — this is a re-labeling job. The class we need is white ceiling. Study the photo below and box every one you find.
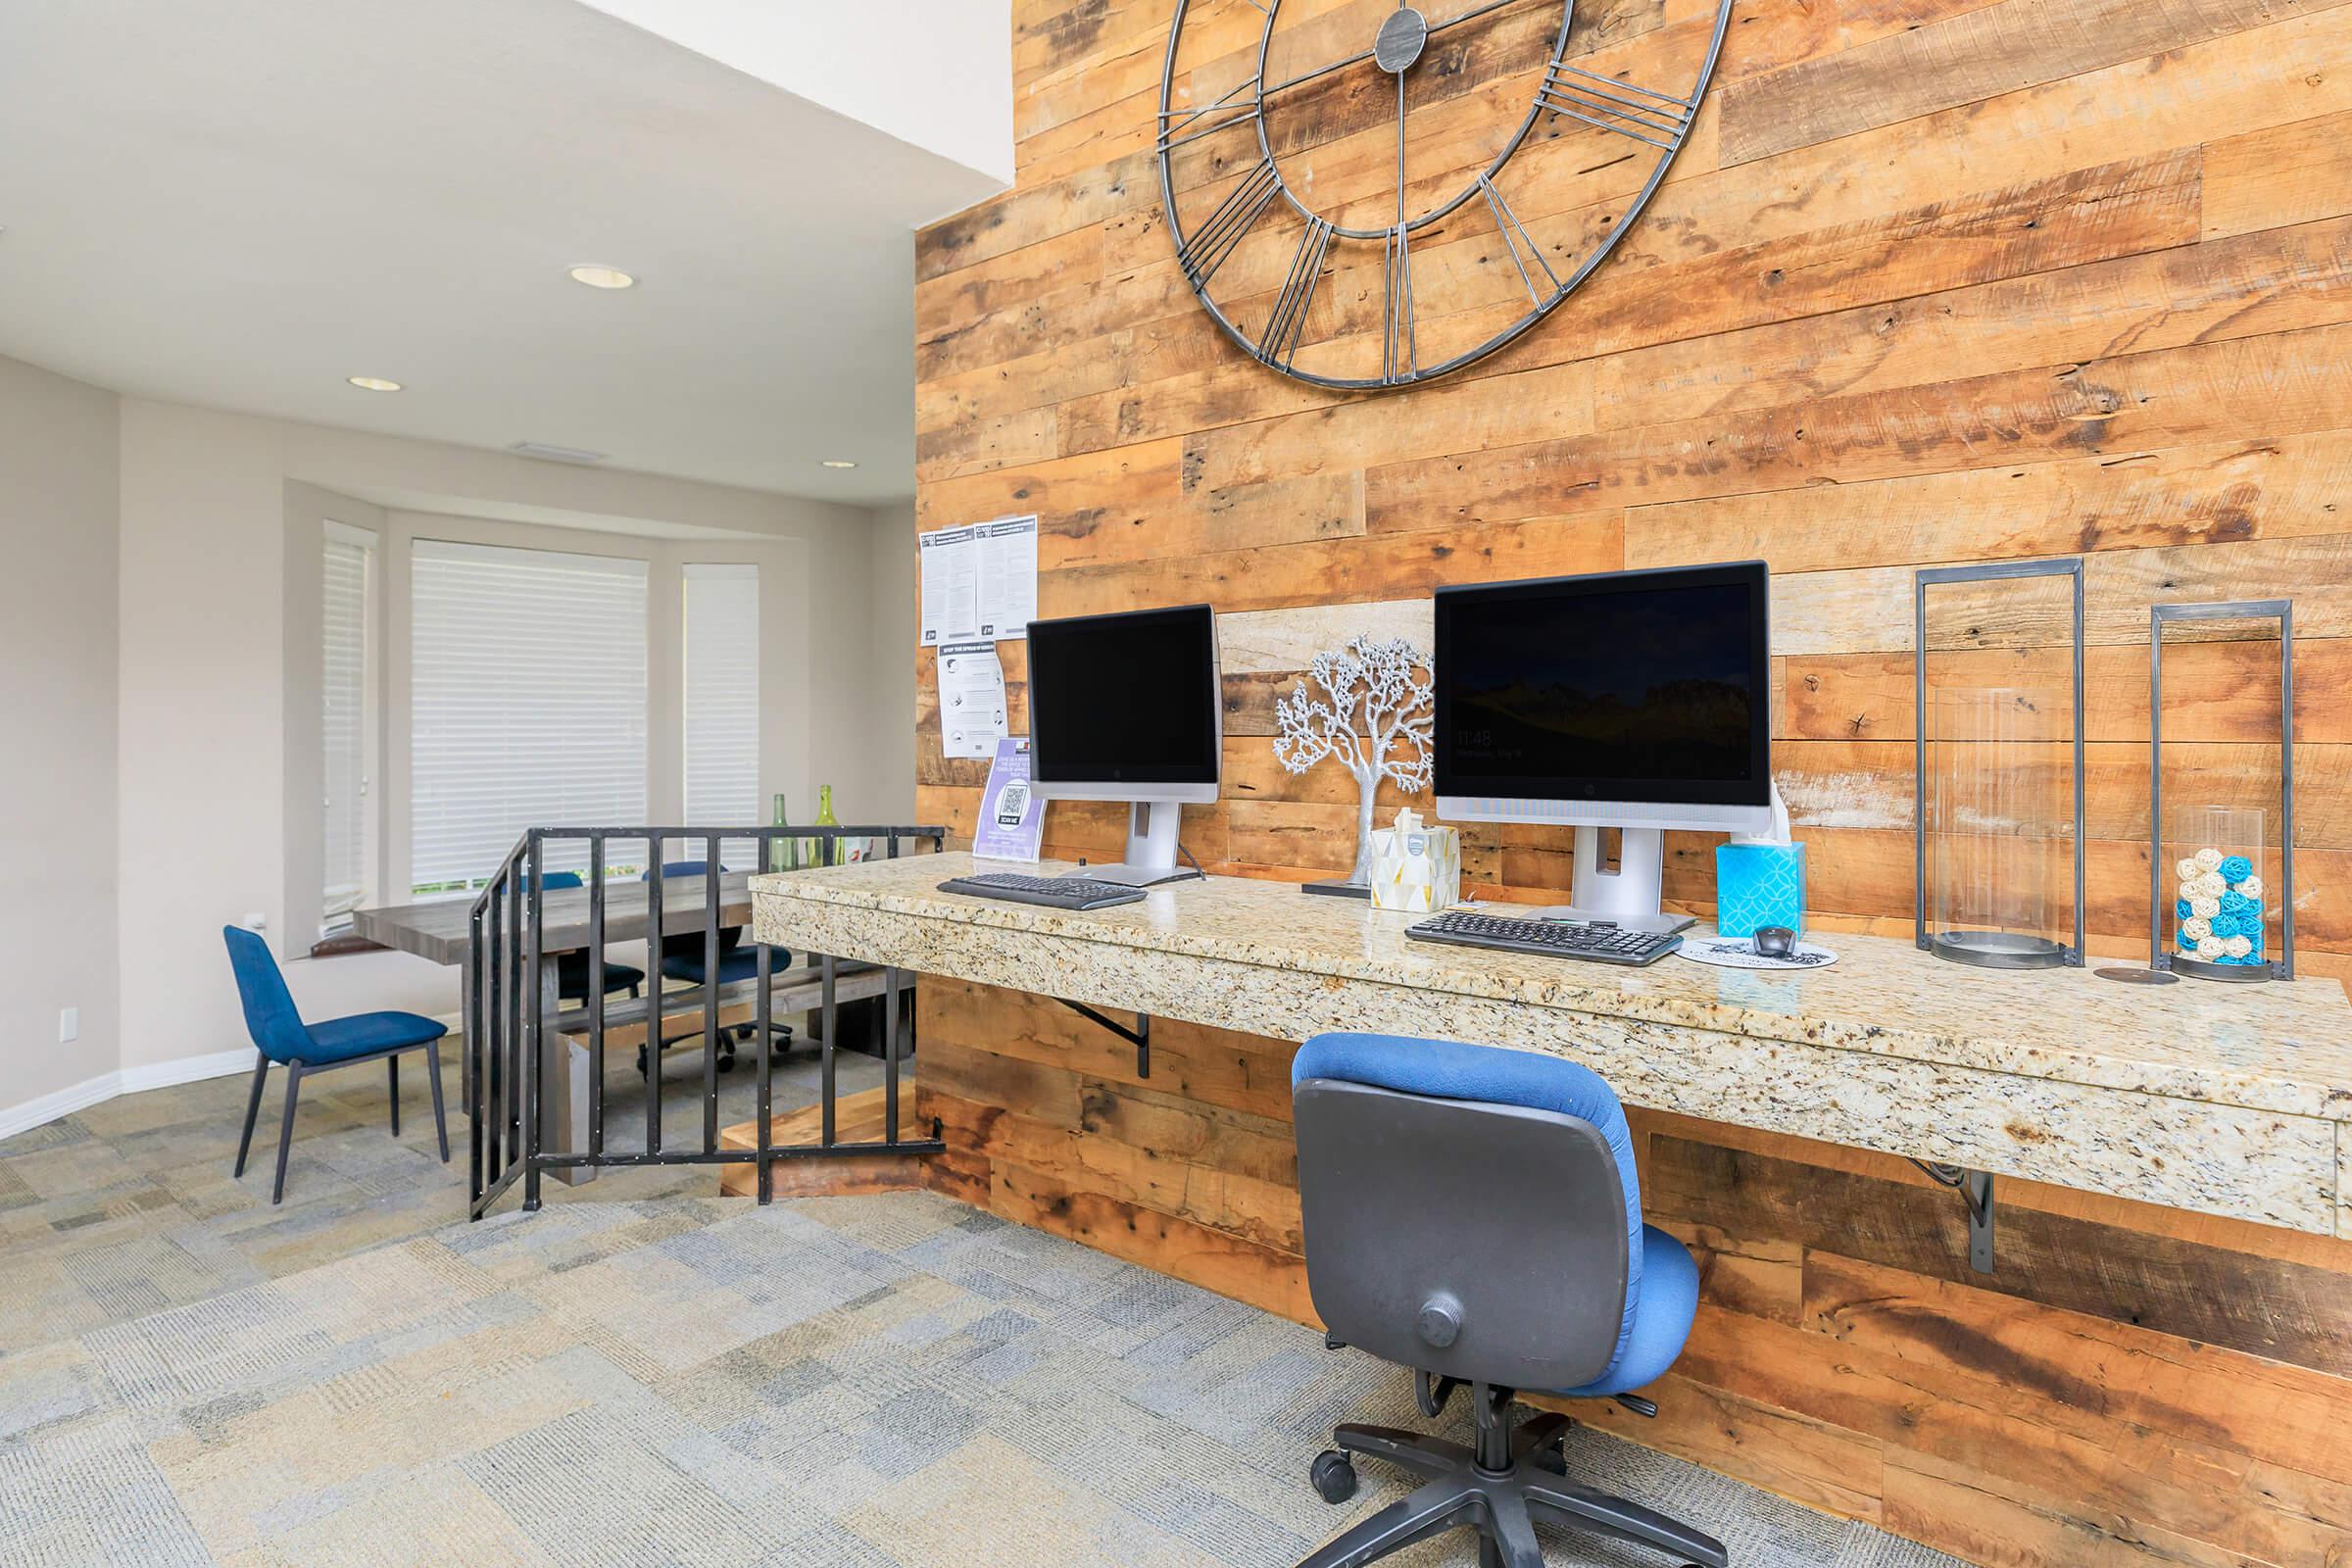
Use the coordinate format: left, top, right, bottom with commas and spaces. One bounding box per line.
0, 0, 1010, 504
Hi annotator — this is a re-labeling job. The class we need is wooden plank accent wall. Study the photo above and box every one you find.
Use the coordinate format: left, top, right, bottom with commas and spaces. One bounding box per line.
917, 977, 2352, 1565
906, 2, 2352, 1561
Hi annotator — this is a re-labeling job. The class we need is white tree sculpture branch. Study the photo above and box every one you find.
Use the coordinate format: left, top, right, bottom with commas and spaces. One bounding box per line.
1277, 640, 1435, 793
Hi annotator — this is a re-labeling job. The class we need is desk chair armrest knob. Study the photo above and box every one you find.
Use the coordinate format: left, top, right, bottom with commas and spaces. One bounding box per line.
1416, 1294, 1463, 1349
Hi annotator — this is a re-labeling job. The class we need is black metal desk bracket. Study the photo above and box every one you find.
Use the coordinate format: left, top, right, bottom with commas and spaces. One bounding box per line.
1054, 997, 1151, 1078
1912, 1159, 1995, 1272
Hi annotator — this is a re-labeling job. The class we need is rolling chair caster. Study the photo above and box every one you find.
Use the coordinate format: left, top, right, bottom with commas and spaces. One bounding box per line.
1310, 1450, 1357, 1505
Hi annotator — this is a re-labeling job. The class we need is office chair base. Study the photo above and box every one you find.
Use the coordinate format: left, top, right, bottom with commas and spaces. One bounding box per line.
1300, 1390, 1728, 1568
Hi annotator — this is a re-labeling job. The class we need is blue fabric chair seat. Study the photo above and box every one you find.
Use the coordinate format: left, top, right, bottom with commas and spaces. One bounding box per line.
221, 924, 452, 1205
304, 1010, 448, 1063
1557, 1224, 1698, 1397
660, 946, 786, 988
558, 953, 645, 1001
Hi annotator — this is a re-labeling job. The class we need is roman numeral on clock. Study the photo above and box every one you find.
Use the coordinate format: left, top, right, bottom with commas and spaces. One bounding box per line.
1176, 157, 1282, 288
1538, 62, 1697, 150
1383, 221, 1418, 384
1260, 218, 1334, 369
1157, 74, 1264, 154
1478, 174, 1562, 309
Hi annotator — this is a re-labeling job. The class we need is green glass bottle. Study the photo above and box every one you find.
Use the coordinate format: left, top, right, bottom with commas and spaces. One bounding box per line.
768, 793, 797, 873
813, 784, 841, 865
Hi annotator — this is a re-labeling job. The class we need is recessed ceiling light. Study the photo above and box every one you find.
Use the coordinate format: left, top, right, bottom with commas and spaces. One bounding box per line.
821, 459, 858, 469
347, 375, 402, 392
568, 265, 636, 290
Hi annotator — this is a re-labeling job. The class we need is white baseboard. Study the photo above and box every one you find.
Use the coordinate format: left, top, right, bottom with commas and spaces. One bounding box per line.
0, 1070, 125, 1144
121, 1047, 257, 1094
0, 1048, 258, 1144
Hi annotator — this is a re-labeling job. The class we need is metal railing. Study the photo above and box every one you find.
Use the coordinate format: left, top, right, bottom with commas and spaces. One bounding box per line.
466, 824, 946, 1219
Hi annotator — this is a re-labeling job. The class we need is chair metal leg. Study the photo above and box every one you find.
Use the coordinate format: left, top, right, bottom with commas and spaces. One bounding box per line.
271, 1062, 305, 1205
233, 1054, 270, 1177
426, 1042, 450, 1162
1512, 1411, 1570, 1472
1334, 1424, 1471, 1482
1482, 1488, 1544, 1568
1297, 1472, 1480, 1568
1524, 1474, 1729, 1567
388, 1054, 401, 1137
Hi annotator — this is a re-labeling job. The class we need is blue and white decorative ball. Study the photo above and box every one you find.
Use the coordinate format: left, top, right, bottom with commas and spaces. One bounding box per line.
2176, 845, 2268, 966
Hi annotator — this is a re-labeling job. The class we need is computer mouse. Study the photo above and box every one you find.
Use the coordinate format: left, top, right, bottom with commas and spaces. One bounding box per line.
1752, 926, 1796, 959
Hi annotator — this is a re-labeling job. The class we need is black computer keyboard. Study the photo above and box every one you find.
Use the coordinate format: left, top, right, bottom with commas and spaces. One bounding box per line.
1405, 908, 1683, 966
937, 872, 1147, 910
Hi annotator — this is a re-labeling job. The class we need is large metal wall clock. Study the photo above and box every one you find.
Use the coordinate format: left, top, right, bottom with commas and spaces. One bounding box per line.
1156, 0, 1734, 390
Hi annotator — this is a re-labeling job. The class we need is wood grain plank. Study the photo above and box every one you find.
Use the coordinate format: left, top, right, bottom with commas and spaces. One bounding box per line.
1717, 0, 2350, 167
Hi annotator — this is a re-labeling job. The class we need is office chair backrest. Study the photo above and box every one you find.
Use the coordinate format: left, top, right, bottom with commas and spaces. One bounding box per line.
1292, 1033, 1642, 1393
643, 860, 742, 954
222, 925, 314, 1064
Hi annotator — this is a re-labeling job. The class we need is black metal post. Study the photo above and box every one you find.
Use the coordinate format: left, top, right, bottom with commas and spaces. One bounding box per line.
756, 929, 774, 1203
646, 835, 664, 1156
885, 965, 902, 1143
522, 833, 542, 1213
703, 844, 722, 1154
819, 953, 838, 1147
588, 834, 607, 1160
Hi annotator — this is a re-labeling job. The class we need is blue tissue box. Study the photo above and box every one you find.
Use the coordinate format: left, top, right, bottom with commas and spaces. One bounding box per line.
1716, 842, 1805, 940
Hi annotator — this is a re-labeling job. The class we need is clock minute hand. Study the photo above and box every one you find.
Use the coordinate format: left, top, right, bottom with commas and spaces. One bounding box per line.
1259, 0, 1540, 102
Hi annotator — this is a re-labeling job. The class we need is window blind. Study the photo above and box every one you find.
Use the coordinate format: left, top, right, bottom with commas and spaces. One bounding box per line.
682, 564, 761, 827
321, 532, 370, 920
410, 540, 648, 891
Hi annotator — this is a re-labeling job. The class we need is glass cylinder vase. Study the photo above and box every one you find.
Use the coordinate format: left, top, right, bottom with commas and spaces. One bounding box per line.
1924, 687, 2072, 968
2166, 805, 2271, 981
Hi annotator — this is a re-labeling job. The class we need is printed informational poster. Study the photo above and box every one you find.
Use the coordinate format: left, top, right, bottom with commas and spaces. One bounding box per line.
973, 736, 1043, 861
917, 524, 977, 647
976, 515, 1038, 640
918, 515, 1037, 646
937, 640, 1007, 760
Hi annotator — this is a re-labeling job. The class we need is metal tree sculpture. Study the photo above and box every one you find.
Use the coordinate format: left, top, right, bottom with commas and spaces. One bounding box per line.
1275, 636, 1436, 889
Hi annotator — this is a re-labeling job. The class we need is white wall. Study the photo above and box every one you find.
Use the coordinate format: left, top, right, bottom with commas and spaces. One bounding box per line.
580, 0, 1014, 190
115, 398, 891, 1074
867, 501, 918, 822
0, 357, 121, 1112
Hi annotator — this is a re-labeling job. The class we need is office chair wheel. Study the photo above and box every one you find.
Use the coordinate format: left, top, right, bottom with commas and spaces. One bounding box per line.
1310, 1450, 1357, 1504
635, 1044, 649, 1077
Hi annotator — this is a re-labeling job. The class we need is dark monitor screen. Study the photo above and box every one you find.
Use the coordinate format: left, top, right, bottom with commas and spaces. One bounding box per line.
1028, 604, 1220, 786
1434, 563, 1769, 806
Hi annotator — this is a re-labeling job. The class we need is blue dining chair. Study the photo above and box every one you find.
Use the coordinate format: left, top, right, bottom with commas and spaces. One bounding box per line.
639, 861, 792, 1073
222, 925, 450, 1204
538, 871, 646, 1004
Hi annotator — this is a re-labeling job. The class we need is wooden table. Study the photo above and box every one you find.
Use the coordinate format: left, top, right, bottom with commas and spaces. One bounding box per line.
356, 873, 761, 1186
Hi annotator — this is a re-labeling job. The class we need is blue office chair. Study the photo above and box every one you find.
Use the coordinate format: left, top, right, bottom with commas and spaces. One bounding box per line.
639, 861, 792, 1073
537, 871, 646, 1004
222, 925, 450, 1205
1291, 1033, 1725, 1568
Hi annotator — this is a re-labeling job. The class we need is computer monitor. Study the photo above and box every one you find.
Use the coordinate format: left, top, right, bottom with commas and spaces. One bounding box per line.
1434, 562, 1777, 932
1026, 603, 1220, 886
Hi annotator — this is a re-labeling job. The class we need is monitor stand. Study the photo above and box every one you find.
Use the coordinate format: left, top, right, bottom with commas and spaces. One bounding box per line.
1525, 826, 1694, 936
1069, 800, 1204, 889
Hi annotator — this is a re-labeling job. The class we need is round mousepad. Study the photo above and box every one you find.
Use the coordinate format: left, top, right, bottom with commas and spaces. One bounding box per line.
1676, 930, 1839, 970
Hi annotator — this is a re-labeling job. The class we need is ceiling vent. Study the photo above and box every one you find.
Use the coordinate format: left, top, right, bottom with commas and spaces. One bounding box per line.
510, 441, 607, 466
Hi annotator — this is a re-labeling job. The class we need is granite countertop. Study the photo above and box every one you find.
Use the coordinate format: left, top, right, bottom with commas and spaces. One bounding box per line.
754, 854, 2352, 1124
